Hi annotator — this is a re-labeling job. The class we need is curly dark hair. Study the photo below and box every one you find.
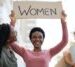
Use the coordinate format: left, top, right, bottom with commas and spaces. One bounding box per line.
29, 27, 45, 40
0, 23, 10, 57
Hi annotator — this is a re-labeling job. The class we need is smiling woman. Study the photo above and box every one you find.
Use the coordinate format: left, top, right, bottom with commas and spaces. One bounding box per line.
8, 9, 68, 67
29, 27, 45, 51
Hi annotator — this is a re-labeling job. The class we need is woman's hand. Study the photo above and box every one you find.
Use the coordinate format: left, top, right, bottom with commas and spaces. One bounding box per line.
9, 10, 16, 27
61, 10, 67, 21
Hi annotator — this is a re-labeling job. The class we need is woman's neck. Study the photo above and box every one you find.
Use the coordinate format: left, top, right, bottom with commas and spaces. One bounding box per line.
34, 48, 41, 52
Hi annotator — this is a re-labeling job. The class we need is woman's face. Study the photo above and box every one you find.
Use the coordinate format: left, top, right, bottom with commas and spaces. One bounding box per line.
31, 31, 44, 48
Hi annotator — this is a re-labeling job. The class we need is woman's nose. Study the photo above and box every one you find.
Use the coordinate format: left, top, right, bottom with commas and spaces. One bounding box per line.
35, 37, 38, 39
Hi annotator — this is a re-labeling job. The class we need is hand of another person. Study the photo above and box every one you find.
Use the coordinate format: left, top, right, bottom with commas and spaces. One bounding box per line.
71, 63, 75, 67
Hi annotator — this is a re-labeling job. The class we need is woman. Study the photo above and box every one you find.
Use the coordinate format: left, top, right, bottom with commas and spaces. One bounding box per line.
0, 24, 17, 67
10, 11, 68, 67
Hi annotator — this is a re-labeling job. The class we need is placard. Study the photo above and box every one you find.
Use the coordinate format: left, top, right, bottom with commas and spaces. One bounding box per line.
13, 1, 62, 19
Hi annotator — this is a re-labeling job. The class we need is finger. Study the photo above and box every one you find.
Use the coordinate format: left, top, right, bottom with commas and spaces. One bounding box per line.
62, 10, 67, 17
10, 10, 15, 17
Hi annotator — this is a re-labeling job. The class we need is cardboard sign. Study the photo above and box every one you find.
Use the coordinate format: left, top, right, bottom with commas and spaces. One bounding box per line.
13, 1, 62, 19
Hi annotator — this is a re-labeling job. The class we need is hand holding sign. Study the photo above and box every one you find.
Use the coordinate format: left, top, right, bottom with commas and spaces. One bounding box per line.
61, 10, 67, 21
9, 10, 16, 27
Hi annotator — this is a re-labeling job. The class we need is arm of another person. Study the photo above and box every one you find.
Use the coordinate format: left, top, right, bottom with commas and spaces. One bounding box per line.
63, 51, 74, 67
49, 11, 68, 58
